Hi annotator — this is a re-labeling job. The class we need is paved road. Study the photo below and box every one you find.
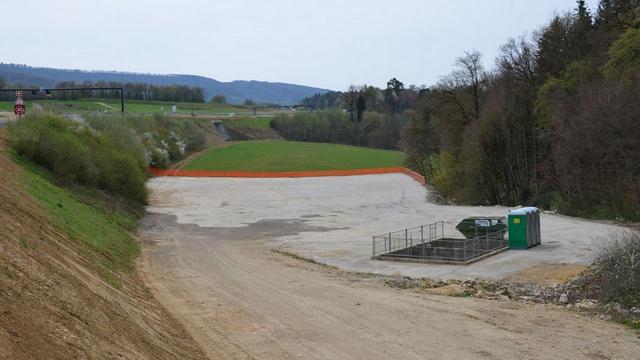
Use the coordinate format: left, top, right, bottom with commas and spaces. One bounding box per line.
140, 200, 640, 360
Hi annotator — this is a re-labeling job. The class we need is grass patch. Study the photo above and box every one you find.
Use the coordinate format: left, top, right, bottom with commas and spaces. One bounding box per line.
17, 158, 140, 288
184, 140, 404, 172
616, 319, 640, 330
221, 116, 272, 129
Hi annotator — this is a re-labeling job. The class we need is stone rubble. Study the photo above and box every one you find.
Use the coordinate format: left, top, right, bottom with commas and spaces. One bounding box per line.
383, 271, 640, 326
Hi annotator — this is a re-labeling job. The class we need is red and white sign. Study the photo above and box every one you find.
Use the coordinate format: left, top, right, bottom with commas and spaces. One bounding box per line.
14, 91, 26, 116
14, 104, 25, 115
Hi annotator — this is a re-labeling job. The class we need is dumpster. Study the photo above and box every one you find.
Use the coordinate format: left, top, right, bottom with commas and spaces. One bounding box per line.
456, 216, 508, 239
508, 207, 541, 249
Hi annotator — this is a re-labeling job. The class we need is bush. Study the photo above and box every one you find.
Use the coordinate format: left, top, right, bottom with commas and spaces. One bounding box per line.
91, 113, 211, 168
9, 112, 212, 203
9, 113, 148, 205
594, 230, 640, 308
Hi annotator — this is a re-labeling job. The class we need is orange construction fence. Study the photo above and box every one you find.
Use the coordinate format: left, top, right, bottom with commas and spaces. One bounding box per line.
149, 167, 426, 186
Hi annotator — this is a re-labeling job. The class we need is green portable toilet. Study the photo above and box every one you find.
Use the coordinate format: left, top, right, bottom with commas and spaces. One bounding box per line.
508, 207, 541, 249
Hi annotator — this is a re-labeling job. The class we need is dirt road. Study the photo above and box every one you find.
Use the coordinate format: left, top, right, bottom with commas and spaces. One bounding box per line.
140, 212, 640, 360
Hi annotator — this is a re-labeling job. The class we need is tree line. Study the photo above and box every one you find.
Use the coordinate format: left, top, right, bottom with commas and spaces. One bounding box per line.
288, 0, 639, 221
404, 0, 639, 220
0, 78, 205, 103
271, 108, 407, 150
276, 78, 422, 149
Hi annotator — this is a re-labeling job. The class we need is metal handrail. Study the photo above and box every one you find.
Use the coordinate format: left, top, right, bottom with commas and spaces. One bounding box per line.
372, 222, 508, 263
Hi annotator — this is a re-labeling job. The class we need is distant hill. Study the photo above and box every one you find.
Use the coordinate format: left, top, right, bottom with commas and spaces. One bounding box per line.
0, 63, 329, 105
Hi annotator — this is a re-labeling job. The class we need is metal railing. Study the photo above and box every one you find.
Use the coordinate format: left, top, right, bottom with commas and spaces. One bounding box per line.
372, 221, 508, 264
372, 221, 445, 257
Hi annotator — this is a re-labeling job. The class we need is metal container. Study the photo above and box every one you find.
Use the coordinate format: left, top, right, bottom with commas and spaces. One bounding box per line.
455, 216, 508, 239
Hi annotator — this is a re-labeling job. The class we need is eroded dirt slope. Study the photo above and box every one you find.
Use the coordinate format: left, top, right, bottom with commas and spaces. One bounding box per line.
0, 129, 207, 359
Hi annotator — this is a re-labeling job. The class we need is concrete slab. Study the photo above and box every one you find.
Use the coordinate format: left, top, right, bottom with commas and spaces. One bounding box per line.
147, 173, 623, 280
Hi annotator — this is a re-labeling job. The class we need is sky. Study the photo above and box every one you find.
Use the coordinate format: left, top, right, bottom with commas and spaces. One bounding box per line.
1, 0, 599, 90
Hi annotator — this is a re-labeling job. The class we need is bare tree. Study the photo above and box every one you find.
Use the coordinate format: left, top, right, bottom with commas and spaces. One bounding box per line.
453, 50, 487, 123
497, 37, 538, 86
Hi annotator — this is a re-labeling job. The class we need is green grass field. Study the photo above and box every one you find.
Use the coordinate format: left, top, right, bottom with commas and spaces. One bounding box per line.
0, 98, 253, 115
221, 116, 272, 129
184, 140, 404, 172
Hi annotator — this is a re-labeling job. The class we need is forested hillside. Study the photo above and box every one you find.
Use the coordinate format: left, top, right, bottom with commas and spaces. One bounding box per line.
291, 0, 639, 221
404, 0, 640, 220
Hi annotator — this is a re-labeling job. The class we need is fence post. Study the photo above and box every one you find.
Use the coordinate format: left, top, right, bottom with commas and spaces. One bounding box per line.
421, 225, 425, 258
372, 236, 375, 258
464, 239, 467, 261
486, 230, 489, 255
388, 233, 392, 253
405, 229, 408, 249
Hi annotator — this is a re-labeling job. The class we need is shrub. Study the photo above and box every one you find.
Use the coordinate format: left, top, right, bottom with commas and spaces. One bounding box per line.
594, 230, 640, 308
86, 115, 148, 168
9, 112, 211, 202
9, 113, 148, 205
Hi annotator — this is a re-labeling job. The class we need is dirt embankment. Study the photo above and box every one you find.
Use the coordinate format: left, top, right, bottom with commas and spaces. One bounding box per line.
0, 129, 207, 359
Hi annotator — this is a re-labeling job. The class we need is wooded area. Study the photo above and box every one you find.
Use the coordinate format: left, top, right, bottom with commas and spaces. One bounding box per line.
296, 0, 639, 221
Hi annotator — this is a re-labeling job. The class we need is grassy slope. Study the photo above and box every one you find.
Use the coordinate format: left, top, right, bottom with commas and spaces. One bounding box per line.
17, 158, 139, 287
184, 140, 404, 172
221, 116, 272, 129
0, 130, 207, 358
0, 98, 252, 115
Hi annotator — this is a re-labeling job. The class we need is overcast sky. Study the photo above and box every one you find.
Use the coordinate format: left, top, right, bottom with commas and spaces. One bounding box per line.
2, 0, 598, 90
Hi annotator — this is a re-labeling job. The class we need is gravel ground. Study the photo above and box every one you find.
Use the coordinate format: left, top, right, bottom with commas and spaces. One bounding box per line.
146, 174, 623, 280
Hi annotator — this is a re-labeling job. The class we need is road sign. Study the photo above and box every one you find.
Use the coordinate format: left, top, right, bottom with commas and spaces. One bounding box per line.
14, 92, 25, 116
14, 104, 26, 115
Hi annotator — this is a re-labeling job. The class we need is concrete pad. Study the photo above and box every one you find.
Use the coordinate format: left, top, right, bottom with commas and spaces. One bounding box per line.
147, 173, 623, 280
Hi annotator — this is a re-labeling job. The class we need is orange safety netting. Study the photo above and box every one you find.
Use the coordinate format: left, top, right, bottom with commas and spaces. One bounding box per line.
149, 167, 426, 186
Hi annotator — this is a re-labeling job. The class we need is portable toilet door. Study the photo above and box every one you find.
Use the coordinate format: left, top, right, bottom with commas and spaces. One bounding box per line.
531, 209, 541, 247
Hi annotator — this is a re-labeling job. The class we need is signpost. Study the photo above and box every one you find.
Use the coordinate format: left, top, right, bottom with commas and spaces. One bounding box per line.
14, 91, 26, 118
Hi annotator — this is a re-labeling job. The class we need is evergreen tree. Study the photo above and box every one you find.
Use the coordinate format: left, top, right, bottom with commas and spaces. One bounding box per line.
356, 94, 366, 123
570, 0, 594, 59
